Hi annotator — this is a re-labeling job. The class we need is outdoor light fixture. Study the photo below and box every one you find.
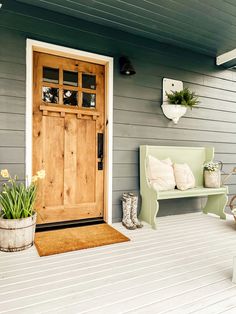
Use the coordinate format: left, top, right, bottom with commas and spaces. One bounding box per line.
119, 56, 136, 75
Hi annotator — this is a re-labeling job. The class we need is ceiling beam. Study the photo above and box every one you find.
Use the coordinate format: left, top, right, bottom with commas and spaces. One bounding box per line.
216, 49, 236, 68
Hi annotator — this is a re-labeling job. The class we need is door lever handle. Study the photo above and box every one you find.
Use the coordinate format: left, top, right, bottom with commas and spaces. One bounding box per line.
97, 133, 104, 170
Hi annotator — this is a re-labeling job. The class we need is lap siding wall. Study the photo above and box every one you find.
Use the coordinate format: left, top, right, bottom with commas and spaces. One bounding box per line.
0, 0, 236, 221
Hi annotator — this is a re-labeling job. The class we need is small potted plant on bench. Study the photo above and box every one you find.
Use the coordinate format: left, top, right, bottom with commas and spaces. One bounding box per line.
0, 169, 45, 252
203, 161, 222, 188
162, 87, 199, 124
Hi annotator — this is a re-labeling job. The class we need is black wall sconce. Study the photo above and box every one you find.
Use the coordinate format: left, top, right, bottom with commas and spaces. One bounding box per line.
119, 56, 136, 75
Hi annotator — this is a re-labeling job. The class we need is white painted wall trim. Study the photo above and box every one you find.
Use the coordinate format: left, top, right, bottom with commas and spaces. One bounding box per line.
26, 39, 113, 224
216, 48, 236, 66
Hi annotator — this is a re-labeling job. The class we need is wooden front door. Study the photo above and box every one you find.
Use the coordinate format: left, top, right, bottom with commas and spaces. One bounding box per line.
33, 52, 105, 224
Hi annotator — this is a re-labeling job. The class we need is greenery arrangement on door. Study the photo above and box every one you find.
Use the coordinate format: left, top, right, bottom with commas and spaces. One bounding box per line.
0, 169, 45, 252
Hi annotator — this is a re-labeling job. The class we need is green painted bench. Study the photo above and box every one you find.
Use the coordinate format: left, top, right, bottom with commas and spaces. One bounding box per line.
139, 145, 228, 229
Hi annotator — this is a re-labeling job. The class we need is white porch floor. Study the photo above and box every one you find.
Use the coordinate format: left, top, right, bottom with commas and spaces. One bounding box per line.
1, 213, 236, 314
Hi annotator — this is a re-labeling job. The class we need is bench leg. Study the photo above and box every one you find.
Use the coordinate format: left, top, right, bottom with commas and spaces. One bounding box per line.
202, 194, 227, 219
232, 257, 236, 283
139, 197, 159, 230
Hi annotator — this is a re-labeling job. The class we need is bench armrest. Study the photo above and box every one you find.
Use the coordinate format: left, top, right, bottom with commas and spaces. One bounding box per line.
139, 147, 159, 199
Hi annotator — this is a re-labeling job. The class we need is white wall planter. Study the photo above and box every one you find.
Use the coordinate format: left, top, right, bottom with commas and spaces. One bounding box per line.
162, 78, 186, 124
161, 104, 187, 124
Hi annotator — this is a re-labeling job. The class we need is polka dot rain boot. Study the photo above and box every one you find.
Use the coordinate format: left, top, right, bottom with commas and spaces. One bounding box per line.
122, 193, 136, 230
129, 192, 143, 228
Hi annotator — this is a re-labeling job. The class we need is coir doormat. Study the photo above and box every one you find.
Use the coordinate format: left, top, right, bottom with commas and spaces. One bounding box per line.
34, 223, 130, 257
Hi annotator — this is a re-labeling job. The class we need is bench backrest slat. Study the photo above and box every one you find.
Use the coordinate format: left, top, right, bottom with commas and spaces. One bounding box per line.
140, 145, 214, 188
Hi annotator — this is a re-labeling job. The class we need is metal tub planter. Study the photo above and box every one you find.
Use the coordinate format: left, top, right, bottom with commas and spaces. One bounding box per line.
0, 213, 37, 252
0, 168, 45, 253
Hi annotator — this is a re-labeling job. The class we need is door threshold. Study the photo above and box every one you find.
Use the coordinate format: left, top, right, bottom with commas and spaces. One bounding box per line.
36, 218, 105, 232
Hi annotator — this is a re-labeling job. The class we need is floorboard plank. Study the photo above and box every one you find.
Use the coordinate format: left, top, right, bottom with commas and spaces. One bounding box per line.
160, 286, 236, 313
0, 213, 236, 314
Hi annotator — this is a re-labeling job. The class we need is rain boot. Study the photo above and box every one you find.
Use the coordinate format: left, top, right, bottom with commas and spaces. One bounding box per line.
129, 192, 143, 228
121, 193, 136, 230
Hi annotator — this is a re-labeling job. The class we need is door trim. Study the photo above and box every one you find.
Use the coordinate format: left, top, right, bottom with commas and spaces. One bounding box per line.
26, 39, 113, 224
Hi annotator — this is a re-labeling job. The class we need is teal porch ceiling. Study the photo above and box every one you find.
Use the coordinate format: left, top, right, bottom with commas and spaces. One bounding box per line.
15, 0, 236, 57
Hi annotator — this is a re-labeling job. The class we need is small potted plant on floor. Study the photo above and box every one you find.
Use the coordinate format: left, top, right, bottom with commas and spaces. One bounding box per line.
162, 87, 199, 124
0, 169, 45, 252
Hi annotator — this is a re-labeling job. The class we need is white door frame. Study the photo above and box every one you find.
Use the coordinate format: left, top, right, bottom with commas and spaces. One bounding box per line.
26, 39, 113, 224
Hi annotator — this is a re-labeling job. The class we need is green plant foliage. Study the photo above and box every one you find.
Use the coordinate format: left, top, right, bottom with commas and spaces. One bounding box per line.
0, 169, 45, 219
166, 88, 199, 109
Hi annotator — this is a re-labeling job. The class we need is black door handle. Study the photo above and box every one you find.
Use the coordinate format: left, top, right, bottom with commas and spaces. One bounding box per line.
97, 133, 104, 170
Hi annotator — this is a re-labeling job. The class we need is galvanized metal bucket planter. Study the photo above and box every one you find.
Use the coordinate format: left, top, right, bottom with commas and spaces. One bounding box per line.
204, 170, 221, 188
0, 212, 37, 252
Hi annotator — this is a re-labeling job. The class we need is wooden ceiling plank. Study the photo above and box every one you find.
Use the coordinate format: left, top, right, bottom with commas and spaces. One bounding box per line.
92, 0, 227, 45
18, 0, 219, 50
16, 0, 217, 54
14, 0, 236, 56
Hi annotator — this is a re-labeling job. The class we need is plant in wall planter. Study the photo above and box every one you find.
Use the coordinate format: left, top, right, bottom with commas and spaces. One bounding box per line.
0, 169, 45, 252
162, 88, 199, 124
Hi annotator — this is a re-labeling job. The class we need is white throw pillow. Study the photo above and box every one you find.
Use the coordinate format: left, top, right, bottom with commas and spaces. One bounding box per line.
173, 163, 195, 191
146, 155, 176, 191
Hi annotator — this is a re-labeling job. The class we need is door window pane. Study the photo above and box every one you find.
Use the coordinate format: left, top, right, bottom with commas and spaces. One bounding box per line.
43, 67, 59, 84
42, 87, 59, 103
63, 70, 78, 87
82, 74, 96, 90
82, 93, 96, 108
63, 90, 78, 106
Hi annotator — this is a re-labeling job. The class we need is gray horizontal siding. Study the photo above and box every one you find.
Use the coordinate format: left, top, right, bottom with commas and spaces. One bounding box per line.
114, 109, 236, 133
114, 125, 236, 144
0, 96, 26, 114
0, 22, 25, 180
0, 164, 25, 182
0, 113, 24, 130
1, 1, 236, 222
0, 61, 25, 81
0, 131, 24, 147
0, 147, 24, 163
0, 78, 25, 98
